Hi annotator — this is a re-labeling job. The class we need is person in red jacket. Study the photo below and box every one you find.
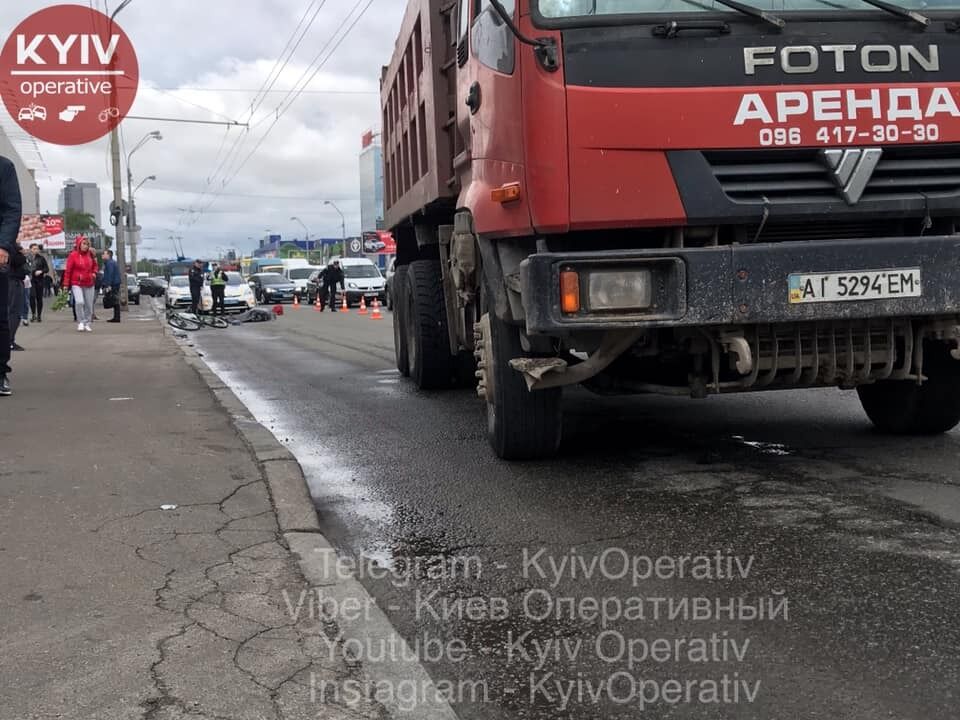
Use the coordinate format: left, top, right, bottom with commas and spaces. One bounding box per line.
62, 236, 99, 332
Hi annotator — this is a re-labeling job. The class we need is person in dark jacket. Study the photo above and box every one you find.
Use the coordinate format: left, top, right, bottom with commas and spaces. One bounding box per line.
27, 243, 50, 322
8, 243, 26, 352
188, 259, 205, 314
101, 249, 122, 323
323, 260, 344, 312
0, 155, 22, 395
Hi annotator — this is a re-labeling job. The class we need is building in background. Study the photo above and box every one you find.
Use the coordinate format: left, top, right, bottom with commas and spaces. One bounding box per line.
58, 178, 102, 226
359, 130, 384, 233
0, 126, 40, 214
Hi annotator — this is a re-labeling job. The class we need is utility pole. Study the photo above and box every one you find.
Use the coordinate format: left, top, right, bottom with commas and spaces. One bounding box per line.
108, 0, 136, 307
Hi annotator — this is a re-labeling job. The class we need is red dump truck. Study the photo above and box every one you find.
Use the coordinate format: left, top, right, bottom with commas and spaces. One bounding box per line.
382, 0, 960, 460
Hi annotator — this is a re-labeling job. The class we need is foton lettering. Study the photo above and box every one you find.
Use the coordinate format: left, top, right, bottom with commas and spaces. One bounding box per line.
733, 87, 960, 125
743, 45, 939, 75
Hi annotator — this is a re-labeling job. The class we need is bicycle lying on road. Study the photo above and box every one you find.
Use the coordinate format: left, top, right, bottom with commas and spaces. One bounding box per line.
166, 308, 229, 331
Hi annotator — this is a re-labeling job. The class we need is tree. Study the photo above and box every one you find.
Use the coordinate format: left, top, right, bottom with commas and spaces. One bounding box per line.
63, 209, 98, 232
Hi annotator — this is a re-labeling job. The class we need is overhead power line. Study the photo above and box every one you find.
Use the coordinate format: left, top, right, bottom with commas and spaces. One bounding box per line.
175, 0, 332, 227
192, 0, 376, 221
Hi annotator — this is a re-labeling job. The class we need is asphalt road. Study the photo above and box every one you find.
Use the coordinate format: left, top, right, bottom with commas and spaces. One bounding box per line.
187, 301, 960, 720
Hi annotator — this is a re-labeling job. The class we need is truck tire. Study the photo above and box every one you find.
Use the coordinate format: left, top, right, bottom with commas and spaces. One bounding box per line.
392, 266, 410, 377
479, 312, 562, 460
405, 260, 454, 389
858, 340, 960, 435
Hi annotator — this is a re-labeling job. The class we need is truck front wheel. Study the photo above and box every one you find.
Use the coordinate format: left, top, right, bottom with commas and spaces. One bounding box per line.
858, 340, 960, 435
477, 312, 562, 460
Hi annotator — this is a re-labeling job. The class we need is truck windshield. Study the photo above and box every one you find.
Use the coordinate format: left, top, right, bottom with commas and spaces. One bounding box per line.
537, 0, 948, 17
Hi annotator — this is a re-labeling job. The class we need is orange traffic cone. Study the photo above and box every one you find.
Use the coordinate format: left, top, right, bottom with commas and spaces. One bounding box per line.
358, 295, 368, 315
341, 293, 349, 313
314, 293, 323, 311
292, 294, 300, 309
370, 297, 383, 320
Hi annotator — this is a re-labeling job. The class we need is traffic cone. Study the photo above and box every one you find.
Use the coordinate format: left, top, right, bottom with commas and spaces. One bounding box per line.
292, 294, 300, 309
370, 297, 383, 320
358, 296, 368, 315
341, 293, 349, 312
314, 294, 323, 311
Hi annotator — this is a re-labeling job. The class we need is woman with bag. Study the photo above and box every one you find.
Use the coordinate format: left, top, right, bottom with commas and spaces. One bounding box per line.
62, 236, 98, 332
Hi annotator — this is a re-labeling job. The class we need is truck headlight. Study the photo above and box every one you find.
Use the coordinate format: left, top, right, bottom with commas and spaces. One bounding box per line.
586, 270, 652, 311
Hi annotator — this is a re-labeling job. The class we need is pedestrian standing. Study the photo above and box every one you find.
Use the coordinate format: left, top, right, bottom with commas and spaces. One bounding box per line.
101, 249, 122, 323
8, 242, 26, 352
188, 259, 205, 314
0, 154, 20, 395
27, 243, 50, 322
62, 236, 99, 332
209, 262, 228, 315
323, 260, 344, 312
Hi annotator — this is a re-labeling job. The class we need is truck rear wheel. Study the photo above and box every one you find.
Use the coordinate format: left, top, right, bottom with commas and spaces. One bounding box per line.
405, 260, 455, 389
392, 266, 409, 377
858, 341, 960, 435
477, 312, 562, 460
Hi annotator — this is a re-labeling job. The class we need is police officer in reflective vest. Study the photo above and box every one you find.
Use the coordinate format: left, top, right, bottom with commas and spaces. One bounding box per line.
209, 263, 229, 316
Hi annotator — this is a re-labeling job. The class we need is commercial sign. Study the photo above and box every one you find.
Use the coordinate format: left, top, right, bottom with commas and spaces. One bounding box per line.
1, 4, 139, 145
18, 214, 66, 250
362, 230, 396, 255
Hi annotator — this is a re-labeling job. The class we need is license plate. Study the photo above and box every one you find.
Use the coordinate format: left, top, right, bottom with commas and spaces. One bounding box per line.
788, 268, 921, 304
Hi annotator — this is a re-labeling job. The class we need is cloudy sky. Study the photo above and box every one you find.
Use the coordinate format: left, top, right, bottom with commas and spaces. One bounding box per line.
1, 0, 404, 259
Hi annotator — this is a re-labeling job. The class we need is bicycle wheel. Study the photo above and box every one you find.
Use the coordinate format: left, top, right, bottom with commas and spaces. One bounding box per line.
168, 313, 202, 331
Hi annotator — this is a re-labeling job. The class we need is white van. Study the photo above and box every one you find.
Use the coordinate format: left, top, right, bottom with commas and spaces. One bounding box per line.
284, 264, 321, 298
337, 257, 386, 307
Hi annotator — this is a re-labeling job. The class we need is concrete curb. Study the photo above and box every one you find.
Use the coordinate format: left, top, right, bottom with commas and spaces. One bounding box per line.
158, 309, 321, 534
157, 303, 461, 720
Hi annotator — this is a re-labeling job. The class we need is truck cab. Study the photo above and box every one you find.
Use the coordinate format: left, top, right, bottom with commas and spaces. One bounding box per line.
383, 0, 960, 459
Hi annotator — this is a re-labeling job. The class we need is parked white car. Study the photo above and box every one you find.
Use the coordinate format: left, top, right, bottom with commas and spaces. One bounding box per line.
165, 276, 211, 311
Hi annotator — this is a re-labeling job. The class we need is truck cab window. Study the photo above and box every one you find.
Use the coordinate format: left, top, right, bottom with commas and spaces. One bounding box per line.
472, 0, 516, 74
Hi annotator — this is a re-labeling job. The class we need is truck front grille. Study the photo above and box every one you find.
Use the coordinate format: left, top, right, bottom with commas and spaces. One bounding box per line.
705, 145, 960, 204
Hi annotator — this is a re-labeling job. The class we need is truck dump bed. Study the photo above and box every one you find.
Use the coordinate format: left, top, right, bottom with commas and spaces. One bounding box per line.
381, 0, 460, 230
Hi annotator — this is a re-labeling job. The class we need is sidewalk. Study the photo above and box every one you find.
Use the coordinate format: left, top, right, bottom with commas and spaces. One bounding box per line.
0, 304, 384, 719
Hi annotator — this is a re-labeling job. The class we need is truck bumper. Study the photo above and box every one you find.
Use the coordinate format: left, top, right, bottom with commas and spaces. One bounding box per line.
520, 236, 960, 333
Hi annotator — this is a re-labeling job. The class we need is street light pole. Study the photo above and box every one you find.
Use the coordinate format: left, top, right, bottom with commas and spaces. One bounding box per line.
290, 216, 311, 261
324, 201, 346, 260
126, 131, 161, 277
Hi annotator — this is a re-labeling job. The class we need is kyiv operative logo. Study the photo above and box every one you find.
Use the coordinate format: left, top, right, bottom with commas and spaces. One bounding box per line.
1, 4, 139, 145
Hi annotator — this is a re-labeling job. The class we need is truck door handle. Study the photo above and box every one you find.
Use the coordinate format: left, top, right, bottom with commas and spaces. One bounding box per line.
465, 82, 481, 115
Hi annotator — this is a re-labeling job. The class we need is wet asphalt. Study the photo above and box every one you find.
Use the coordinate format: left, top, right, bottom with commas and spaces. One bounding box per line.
187, 302, 960, 720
